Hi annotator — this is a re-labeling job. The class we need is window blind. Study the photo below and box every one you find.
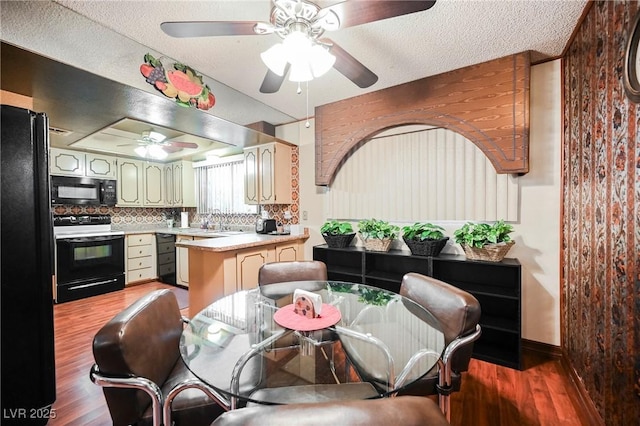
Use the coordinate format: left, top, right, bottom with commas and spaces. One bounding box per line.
195, 160, 257, 214
327, 128, 519, 222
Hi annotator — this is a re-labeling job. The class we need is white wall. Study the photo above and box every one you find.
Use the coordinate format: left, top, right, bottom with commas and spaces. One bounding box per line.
277, 59, 562, 346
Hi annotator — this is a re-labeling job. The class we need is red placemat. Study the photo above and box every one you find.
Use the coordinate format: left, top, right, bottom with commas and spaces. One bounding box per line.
273, 303, 341, 331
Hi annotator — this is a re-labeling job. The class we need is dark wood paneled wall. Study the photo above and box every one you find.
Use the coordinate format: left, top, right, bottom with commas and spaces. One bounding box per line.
314, 52, 530, 186
562, 1, 639, 424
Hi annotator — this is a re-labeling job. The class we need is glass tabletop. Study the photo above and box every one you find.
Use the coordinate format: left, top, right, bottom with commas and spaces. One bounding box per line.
180, 280, 445, 407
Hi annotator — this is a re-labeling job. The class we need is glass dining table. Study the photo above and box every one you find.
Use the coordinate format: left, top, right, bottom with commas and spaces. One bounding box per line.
179, 280, 445, 410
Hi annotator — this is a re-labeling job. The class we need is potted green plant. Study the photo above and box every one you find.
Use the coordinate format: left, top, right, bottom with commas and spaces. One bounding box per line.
357, 218, 400, 252
453, 220, 515, 262
320, 220, 355, 248
401, 222, 449, 257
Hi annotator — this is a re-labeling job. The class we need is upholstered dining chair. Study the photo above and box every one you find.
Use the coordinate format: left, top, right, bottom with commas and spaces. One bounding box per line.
258, 260, 328, 288
90, 289, 227, 426
337, 272, 481, 421
211, 395, 449, 426
396, 272, 481, 420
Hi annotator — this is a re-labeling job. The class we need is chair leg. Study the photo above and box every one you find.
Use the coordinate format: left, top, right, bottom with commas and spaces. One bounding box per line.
90, 364, 163, 426
436, 359, 451, 422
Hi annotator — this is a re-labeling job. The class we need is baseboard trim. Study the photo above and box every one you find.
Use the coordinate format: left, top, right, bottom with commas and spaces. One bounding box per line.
522, 339, 563, 359
522, 340, 603, 426
559, 351, 604, 426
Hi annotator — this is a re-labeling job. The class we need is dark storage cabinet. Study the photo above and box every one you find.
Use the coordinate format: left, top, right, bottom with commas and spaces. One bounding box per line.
156, 234, 176, 285
313, 245, 522, 370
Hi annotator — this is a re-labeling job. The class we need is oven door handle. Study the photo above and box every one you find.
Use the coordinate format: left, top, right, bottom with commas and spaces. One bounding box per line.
61, 235, 124, 244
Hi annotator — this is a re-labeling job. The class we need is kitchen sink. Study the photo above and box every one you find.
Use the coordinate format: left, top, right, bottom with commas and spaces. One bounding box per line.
180, 229, 244, 237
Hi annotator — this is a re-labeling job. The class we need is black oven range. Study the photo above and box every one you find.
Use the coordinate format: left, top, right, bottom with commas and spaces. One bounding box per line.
53, 214, 125, 303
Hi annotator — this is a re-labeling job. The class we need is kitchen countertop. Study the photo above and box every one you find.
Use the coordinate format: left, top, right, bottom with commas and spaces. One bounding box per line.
112, 224, 308, 252
175, 230, 309, 252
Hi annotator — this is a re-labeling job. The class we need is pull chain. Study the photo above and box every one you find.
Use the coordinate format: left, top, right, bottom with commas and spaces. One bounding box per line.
305, 80, 310, 128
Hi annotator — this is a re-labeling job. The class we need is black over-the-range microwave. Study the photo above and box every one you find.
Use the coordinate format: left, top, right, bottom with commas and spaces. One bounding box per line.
51, 175, 117, 206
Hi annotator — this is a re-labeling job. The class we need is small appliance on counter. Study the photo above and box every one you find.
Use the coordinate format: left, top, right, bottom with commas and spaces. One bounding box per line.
255, 218, 277, 234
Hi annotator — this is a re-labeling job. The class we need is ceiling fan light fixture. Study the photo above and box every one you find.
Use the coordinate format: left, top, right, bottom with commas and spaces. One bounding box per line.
309, 44, 335, 77
147, 144, 168, 160
261, 43, 288, 76
134, 146, 148, 158
288, 60, 313, 82
282, 30, 312, 59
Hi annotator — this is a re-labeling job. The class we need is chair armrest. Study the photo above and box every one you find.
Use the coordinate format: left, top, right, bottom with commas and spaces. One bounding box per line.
441, 324, 482, 368
163, 378, 230, 426
89, 364, 163, 426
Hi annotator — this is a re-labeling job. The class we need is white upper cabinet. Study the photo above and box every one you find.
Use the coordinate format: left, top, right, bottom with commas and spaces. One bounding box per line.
164, 161, 195, 207
50, 148, 86, 177
50, 148, 195, 208
243, 142, 291, 205
143, 162, 165, 206
50, 148, 116, 179
85, 153, 117, 179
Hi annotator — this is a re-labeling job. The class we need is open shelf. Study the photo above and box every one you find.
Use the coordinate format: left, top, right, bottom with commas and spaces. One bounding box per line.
313, 244, 522, 370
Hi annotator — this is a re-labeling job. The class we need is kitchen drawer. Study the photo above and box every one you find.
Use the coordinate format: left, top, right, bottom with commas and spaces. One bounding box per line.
127, 267, 155, 283
128, 244, 153, 258
158, 252, 175, 265
157, 241, 175, 254
127, 256, 153, 271
158, 263, 175, 276
127, 234, 154, 247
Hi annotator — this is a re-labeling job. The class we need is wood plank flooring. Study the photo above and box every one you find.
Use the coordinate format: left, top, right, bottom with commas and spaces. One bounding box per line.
47, 281, 592, 425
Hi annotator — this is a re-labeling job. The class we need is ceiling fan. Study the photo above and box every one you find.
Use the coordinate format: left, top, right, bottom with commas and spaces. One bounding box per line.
160, 0, 437, 93
119, 130, 199, 159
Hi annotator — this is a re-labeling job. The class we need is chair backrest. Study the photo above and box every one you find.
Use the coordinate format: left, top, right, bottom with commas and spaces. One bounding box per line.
92, 289, 183, 425
211, 395, 449, 426
400, 272, 481, 372
258, 260, 327, 286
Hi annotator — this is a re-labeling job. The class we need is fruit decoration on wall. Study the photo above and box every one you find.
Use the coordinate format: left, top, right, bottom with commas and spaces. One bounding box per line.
140, 53, 215, 110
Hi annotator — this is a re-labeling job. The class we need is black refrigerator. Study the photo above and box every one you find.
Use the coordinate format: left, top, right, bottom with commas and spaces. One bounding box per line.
1, 105, 56, 424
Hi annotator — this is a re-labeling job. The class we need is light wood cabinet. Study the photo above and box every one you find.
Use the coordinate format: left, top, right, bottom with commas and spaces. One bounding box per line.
85, 153, 117, 179
176, 235, 193, 287
125, 234, 156, 285
244, 142, 292, 204
274, 241, 301, 262
236, 247, 270, 291
164, 161, 195, 207
50, 148, 86, 176
186, 239, 305, 317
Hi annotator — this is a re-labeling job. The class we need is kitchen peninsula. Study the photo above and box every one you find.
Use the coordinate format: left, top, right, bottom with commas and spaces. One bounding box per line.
176, 231, 309, 316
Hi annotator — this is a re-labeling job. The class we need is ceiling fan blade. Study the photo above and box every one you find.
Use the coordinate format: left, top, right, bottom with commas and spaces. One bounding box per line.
324, 39, 378, 88
161, 21, 262, 37
322, 0, 436, 29
167, 141, 199, 149
259, 64, 290, 93
162, 146, 183, 154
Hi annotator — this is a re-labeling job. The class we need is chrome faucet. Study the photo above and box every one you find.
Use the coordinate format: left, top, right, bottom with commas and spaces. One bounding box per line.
210, 209, 223, 230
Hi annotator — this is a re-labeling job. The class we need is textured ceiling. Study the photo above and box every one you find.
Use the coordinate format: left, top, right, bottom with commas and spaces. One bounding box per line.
2, 0, 588, 126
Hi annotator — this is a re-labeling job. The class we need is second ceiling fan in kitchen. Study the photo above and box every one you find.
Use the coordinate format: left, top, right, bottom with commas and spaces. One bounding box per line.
160, 0, 437, 93
120, 130, 199, 160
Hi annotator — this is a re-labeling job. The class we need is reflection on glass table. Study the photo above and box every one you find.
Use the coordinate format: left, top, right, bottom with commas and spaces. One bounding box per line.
180, 281, 445, 410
